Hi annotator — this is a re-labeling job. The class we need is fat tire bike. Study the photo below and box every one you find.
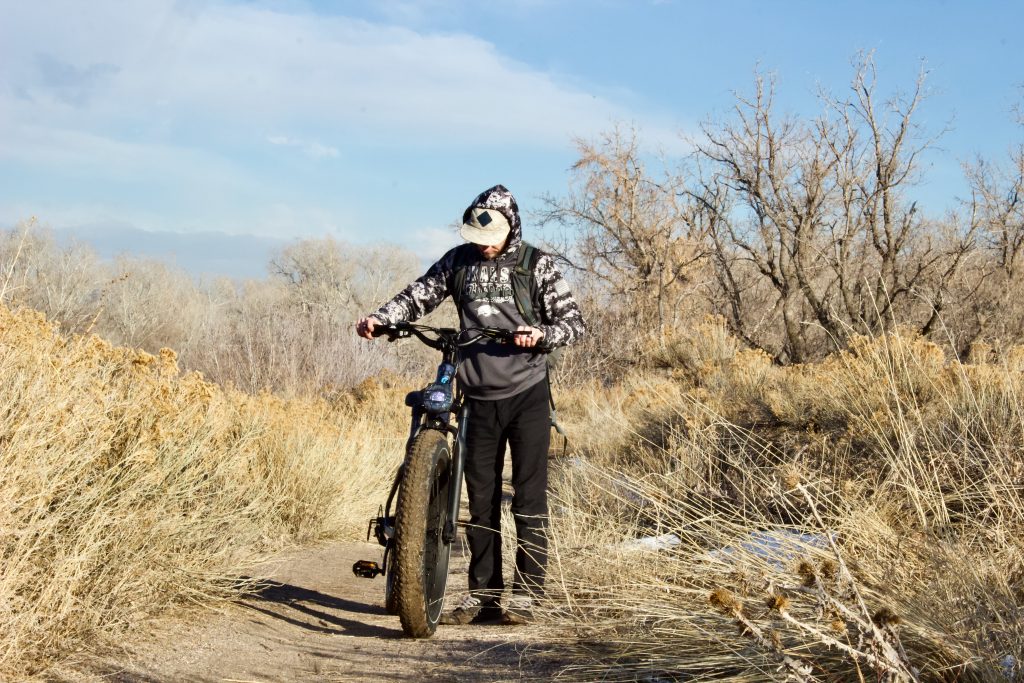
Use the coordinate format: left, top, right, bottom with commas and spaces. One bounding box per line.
352, 322, 526, 638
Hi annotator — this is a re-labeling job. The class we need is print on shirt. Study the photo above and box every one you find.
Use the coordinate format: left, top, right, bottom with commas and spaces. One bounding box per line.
464, 265, 513, 318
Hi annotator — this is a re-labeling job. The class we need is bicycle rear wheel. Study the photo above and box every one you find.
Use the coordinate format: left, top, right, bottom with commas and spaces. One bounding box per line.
393, 429, 453, 637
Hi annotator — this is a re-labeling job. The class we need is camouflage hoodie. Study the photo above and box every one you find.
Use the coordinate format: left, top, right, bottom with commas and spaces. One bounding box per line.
372, 185, 586, 400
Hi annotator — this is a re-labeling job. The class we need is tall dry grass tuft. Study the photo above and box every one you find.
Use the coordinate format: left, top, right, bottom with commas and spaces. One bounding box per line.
0, 305, 405, 679
545, 321, 1024, 681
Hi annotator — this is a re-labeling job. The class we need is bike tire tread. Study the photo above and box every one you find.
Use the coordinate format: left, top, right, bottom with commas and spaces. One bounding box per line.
393, 429, 450, 638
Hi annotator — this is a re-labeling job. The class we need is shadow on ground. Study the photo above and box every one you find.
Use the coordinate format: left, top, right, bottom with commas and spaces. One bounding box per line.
241, 578, 398, 639
64, 541, 566, 682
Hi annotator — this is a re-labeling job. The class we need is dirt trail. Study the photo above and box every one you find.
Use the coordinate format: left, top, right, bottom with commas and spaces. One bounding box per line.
79, 541, 565, 683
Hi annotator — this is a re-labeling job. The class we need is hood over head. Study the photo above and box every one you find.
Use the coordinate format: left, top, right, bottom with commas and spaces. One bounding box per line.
460, 185, 522, 254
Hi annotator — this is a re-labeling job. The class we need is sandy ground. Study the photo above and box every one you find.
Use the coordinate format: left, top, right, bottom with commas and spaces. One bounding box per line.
71, 539, 567, 683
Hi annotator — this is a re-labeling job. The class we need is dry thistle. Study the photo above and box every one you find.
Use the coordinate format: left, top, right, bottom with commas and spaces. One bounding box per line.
728, 570, 753, 596
779, 464, 802, 490
709, 587, 741, 614
796, 559, 817, 587
871, 607, 901, 627
765, 593, 790, 612
818, 559, 838, 584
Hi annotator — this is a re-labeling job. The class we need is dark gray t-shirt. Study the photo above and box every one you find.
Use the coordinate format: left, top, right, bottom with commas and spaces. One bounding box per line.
456, 254, 547, 400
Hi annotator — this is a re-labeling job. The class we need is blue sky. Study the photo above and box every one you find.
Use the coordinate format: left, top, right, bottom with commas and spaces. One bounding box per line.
2, 0, 1022, 277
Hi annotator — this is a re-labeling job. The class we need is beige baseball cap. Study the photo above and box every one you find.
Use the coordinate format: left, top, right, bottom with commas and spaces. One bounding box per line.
460, 207, 511, 246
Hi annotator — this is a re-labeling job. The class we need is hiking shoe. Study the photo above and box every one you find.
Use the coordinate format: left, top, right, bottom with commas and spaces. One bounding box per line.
499, 595, 533, 625
438, 594, 500, 625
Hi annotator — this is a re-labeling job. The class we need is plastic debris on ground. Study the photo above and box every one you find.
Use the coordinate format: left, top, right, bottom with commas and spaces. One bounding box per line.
617, 533, 683, 552
705, 528, 836, 570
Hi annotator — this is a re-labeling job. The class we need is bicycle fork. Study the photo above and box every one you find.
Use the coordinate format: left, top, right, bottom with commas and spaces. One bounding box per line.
352, 403, 470, 579
443, 403, 470, 544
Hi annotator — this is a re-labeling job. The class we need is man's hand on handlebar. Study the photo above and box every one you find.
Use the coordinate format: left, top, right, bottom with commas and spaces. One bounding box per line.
356, 316, 382, 340
358, 318, 542, 347
512, 325, 544, 348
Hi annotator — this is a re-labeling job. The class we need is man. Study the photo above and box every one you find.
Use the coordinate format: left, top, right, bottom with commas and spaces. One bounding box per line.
356, 185, 585, 625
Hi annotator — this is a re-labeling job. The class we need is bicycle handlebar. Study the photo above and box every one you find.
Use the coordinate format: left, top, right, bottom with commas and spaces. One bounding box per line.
371, 321, 528, 348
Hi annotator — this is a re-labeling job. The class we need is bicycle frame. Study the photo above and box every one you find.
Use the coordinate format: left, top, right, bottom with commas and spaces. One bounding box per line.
379, 336, 467, 558
354, 323, 519, 586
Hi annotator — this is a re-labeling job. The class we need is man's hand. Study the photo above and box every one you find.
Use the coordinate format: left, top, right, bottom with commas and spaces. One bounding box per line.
356, 316, 382, 340
513, 325, 544, 348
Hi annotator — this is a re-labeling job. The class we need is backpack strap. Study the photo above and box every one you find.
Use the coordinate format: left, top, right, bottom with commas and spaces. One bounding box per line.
449, 244, 477, 307
515, 243, 569, 455
453, 241, 542, 322
511, 242, 541, 327
546, 370, 568, 456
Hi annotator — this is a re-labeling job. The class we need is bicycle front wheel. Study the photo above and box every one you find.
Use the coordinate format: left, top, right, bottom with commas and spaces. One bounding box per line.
383, 542, 398, 615
393, 429, 454, 637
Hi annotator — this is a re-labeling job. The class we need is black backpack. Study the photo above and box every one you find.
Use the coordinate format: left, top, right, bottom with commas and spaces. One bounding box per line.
450, 241, 544, 328
449, 241, 568, 448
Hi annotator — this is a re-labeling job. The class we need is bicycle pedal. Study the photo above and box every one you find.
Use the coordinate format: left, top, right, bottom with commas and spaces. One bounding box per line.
352, 560, 382, 579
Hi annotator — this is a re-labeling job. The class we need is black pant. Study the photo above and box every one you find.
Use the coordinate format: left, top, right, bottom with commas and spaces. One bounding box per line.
463, 379, 550, 602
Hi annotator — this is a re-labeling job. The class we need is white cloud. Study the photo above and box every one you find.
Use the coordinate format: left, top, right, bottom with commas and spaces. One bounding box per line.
0, 195, 357, 243
0, 1, 676, 148
406, 224, 461, 262
0, 0, 686, 254
306, 143, 340, 159
267, 135, 340, 158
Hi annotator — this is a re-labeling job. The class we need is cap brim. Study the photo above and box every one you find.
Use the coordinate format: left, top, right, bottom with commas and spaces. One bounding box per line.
460, 222, 510, 246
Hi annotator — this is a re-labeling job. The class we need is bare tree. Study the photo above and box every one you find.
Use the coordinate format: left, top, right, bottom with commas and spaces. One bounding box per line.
98, 256, 207, 352
697, 56, 974, 362
540, 126, 711, 372
695, 72, 838, 361
541, 56, 998, 369
955, 119, 1024, 351
0, 222, 106, 333
0, 223, 431, 394
181, 237, 429, 394
269, 237, 420, 318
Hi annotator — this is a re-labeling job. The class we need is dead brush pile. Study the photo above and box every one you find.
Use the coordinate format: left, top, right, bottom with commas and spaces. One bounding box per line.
547, 318, 1024, 681
0, 305, 405, 680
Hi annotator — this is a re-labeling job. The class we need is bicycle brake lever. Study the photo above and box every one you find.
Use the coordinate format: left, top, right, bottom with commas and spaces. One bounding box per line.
489, 331, 512, 344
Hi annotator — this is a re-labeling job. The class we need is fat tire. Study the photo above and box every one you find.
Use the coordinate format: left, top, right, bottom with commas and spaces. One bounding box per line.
393, 429, 453, 637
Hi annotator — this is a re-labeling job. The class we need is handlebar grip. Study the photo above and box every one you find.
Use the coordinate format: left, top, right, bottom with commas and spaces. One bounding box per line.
371, 321, 410, 340
484, 328, 531, 343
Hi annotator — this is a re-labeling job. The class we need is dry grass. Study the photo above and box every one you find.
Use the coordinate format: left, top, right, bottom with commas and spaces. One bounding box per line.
544, 320, 1024, 682
0, 305, 405, 680
4, 294, 1022, 681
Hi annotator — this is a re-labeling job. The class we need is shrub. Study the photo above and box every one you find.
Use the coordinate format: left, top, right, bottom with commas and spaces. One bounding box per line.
0, 305, 404, 679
